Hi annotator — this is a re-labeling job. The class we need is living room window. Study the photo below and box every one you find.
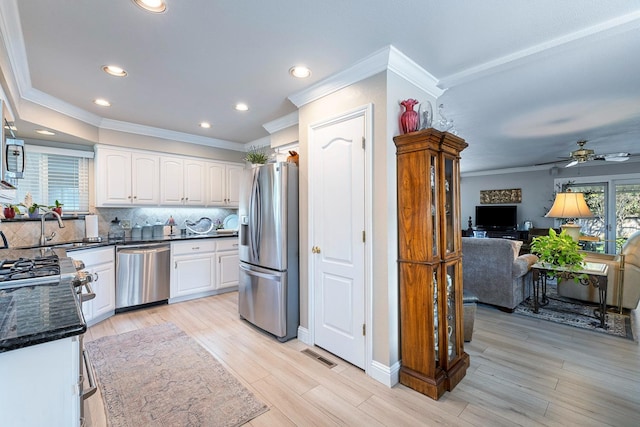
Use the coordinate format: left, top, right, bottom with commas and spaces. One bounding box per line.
564, 179, 640, 254
15, 145, 92, 213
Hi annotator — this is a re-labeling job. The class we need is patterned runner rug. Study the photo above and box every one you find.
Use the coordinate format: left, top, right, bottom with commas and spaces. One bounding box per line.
86, 323, 268, 426
514, 283, 635, 340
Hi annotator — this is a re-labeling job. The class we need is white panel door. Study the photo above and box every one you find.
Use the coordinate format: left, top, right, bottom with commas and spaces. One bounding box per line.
226, 164, 243, 206
311, 113, 366, 369
160, 157, 184, 205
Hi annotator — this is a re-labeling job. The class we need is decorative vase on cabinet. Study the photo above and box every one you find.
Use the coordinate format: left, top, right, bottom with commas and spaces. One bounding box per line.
393, 128, 469, 400
400, 99, 420, 134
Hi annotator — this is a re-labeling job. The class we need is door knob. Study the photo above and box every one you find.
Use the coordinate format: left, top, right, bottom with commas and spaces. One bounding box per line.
312, 246, 321, 254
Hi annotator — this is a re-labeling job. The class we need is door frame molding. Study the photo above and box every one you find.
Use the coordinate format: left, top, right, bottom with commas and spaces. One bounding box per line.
306, 103, 373, 374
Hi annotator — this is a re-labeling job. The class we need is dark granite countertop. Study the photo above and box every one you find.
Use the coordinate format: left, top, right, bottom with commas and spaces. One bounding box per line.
0, 273, 86, 353
14, 231, 238, 253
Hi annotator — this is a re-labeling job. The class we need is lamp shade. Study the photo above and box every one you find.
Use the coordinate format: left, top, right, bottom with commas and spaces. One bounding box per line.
545, 192, 594, 219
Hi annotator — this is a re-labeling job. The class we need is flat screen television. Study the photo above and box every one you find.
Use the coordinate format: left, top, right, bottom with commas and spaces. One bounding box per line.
475, 205, 517, 230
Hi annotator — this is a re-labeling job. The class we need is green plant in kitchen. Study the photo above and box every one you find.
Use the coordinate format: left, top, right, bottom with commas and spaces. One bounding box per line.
530, 228, 586, 282
2, 203, 20, 219
244, 145, 269, 164
49, 200, 63, 216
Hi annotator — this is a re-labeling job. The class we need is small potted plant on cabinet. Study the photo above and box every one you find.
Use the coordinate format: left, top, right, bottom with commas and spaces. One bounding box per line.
244, 145, 269, 165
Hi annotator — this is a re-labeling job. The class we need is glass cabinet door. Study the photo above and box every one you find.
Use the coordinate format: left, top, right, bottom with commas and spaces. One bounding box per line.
430, 154, 439, 259
445, 263, 457, 362
443, 156, 455, 255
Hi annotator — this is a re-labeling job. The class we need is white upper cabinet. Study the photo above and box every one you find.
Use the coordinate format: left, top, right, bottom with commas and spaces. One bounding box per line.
207, 162, 243, 207
95, 145, 243, 208
160, 157, 206, 205
95, 146, 159, 206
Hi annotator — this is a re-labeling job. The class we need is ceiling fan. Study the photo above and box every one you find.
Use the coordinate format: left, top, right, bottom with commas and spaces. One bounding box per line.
536, 140, 633, 168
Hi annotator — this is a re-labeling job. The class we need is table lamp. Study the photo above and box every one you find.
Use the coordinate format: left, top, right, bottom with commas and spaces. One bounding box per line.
545, 190, 593, 241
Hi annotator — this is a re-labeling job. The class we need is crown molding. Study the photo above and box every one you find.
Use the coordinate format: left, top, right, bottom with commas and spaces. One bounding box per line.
100, 118, 245, 151
23, 87, 103, 126
0, 0, 31, 104
288, 45, 445, 108
440, 10, 640, 88
263, 111, 298, 134
387, 46, 444, 97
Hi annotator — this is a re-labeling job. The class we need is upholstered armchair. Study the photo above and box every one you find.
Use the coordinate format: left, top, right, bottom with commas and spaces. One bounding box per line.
558, 230, 640, 310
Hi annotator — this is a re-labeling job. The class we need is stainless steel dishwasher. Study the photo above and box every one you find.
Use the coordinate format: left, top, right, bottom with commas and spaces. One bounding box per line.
116, 243, 171, 311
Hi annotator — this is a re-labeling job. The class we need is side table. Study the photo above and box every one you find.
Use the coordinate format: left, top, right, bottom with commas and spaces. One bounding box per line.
531, 262, 609, 328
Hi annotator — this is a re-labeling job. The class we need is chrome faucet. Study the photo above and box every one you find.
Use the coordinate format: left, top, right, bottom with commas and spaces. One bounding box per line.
40, 209, 65, 246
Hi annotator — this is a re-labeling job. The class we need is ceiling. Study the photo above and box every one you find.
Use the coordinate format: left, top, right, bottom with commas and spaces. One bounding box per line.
2, 0, 640, 173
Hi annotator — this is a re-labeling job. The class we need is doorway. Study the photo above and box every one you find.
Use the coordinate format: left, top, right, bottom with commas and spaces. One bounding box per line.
308, 105, 371, 370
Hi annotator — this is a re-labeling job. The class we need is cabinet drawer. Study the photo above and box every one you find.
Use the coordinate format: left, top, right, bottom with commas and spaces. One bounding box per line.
68, 246, 114, 266
171, 239, 216, 255
216, 238, 239, 251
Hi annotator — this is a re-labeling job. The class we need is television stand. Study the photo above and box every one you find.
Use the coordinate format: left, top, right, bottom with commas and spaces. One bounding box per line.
480, 229, 525, 240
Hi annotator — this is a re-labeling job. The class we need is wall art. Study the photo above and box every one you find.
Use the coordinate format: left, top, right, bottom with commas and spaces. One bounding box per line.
480, 188, 522, 204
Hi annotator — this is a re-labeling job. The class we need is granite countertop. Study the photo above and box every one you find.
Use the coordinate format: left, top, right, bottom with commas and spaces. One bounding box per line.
0, 272, 85, 353
13, 231, 239, 253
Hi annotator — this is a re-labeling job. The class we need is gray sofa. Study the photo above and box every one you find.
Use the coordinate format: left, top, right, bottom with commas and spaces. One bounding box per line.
462, 237, 538, 311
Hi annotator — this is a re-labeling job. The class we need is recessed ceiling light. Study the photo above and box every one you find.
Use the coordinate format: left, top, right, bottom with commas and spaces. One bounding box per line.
199, 122, 211, 129
102, 65, 127, 77
132, 0, 166, 13
36, 129, 55, 136
235, 103, 249, 111
289, 66, 311, 78
94, 98, 111, 107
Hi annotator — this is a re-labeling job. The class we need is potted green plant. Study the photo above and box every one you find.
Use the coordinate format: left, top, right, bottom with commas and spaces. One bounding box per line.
2, 204, 20, 219
49, 200, 63, 216
244, 145, 269, 165
530, 228, 586, 281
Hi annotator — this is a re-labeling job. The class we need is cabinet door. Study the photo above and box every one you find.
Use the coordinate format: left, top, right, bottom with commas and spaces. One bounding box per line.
160, 157, 185, 205
225, 164, 243, 206
183, 159, 206, 205
96, 148, 132, 206
207, 162, 225, 205
90, 261, 116, 321
172, 254, 216, 297
217, 251, 239, 289
131, 153, 160, 205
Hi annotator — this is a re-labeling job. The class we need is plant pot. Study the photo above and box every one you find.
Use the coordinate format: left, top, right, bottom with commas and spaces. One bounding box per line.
3, 207, 15, 219
53, 207, 62, 216
28, 211, 40, 219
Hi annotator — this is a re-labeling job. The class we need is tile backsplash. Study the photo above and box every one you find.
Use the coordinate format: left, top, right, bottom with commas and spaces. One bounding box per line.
0, 206, 237, 248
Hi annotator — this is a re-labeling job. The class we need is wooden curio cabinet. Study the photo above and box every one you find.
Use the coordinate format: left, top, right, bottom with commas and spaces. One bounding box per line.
393, 128, 469, 400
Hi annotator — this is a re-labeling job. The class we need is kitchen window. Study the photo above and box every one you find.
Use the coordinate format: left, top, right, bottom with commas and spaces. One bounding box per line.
15, 145, 93, 213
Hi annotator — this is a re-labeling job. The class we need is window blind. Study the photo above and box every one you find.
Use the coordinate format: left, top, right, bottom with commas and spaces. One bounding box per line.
16, 146, 91, 213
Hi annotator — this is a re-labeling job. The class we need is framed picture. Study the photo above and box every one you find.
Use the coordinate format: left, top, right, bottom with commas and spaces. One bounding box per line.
480, 188, 522, 204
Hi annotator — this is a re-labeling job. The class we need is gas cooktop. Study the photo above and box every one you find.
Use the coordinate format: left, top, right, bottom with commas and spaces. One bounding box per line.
0, 254, 67, 290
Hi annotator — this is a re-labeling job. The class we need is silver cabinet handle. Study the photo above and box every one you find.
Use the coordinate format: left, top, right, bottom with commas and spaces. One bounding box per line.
174, 261, 178, 269
92, 272, 99, 283
82, 349, 97, 399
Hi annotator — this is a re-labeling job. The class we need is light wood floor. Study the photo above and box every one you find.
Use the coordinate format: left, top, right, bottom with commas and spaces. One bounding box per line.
85, 292, 640, 426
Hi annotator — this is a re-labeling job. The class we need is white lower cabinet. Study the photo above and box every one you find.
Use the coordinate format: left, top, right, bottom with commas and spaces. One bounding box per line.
216, 237, 239, 290
71, 246, 116, 327
170, 238, 239, 303
0, 336, 81, 426
170, 240, 217, 303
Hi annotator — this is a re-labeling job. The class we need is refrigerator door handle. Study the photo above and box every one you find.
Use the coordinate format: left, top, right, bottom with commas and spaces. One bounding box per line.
239, 263, 280, 281
249, 168, 262, 260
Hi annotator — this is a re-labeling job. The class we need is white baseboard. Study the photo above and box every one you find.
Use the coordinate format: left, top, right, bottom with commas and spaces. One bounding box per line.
369, 359, 400, 387
297, 326, 311, 345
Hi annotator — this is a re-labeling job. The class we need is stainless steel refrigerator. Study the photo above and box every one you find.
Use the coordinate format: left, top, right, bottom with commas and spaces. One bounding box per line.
238, 162, 299, 342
